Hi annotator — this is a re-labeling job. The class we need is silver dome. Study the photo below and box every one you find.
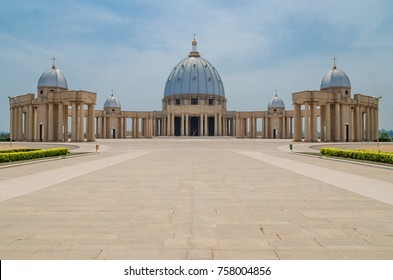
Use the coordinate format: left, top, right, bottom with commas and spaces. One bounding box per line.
37, 65, 68, 89
164, 39, 225, 97
320, 64, 351, 90
104, 93, 121, 109
268, 93, 285, 109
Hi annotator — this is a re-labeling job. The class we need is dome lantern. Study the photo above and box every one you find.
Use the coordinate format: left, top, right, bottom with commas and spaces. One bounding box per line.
189, 34, 201, 58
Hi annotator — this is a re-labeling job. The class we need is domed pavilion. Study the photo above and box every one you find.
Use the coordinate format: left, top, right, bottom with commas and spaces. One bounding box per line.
292, 58, 379, 142
10, 58, 97, 142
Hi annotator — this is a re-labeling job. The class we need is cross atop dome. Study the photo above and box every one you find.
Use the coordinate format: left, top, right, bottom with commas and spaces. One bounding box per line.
189, 35, 201, 57
192, 34, 197, 51
51, 56, 57, 69
332, 56, 338, 70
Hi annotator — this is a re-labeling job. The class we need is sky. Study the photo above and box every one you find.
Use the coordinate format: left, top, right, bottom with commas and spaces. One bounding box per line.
0, 0, 392, 132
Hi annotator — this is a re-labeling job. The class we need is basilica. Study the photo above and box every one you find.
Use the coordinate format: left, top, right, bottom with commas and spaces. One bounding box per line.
9, 38, 379, 142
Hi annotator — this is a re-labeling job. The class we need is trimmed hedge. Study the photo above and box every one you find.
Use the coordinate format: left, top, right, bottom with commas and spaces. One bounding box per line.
320, 148, 393, 164
0, 148, 68, 163
0, 148, 39, 154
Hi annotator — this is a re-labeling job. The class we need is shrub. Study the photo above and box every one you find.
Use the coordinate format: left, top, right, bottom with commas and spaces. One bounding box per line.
0, 148, 39, 154
320, 148, 393, 164
0, 148, 68, 163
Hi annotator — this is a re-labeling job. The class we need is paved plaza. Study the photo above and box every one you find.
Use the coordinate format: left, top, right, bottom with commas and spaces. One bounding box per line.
0, 138, 393, 260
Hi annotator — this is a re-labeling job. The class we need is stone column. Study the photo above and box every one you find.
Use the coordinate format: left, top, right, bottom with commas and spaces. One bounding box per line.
204, 114, 208, 136
47, 103, 53, 141
366, 107, 371, 141
370, 108, 375, 141
18, 106, 24, 140
120, 116, 124, 138
355, 105, 361, 141
132, 117, 136, 138
374, 107, 379, 141
293, 104, 302, 141
310, 103, 317, 142
152, 117, 156, 137
351, 108, 356, 142
325, 104, 331, 141
166, 114, 170, 136
185, 113, 189, 136
87, 105, 95, 141
136, 117, 140, 138
235, 117, 239, 138
171, 113, 175, 136
340, 105, 345, 141
78, 103, 84, 141
12, 106, 17, 140
231, 117, 237, 137
27, 105, 33, 141
223, 117, 227, 136
253, 117, 257, 138
335, 103, 341, 141
57, 104, 64, 141
281, 114, 286, 139
71, 102, 77, 142
150, 117, 154, 138
320, 106, 325, 141
199, 113, 207, 136
213, 114, 217, 136
304, 104, 310, 141
103, 114, 107, 138
64, 107, 69, 142
218, 113, 222, 136
124, 117, 127, 138
95, 117, 99, 138
181, 113, 184, 136
161, 117, 164, 136
149, 117, 152, 138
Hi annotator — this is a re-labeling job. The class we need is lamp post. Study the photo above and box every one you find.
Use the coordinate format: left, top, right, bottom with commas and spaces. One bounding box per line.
376, 95, 382, 149
8, 96, 13, 148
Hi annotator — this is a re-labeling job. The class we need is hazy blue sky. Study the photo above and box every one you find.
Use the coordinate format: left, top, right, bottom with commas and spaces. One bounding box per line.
1, 0, 392, 132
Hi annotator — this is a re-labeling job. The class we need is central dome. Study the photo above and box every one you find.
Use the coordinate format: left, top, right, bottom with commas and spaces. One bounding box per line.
164, 38, 225, 97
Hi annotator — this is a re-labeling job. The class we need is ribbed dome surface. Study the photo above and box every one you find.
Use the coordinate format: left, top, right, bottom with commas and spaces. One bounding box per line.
320, 67, 351, 89
268, 94, 285, 109
104, 93, 121, 109
164, 39, 225, 97
37, 66, 68, 89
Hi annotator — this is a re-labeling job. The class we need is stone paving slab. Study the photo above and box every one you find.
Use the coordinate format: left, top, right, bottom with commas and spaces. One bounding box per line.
0, 139, 393, 260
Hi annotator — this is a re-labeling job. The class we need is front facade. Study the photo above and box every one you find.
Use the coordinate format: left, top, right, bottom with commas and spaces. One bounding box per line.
9, 39, 378, 142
